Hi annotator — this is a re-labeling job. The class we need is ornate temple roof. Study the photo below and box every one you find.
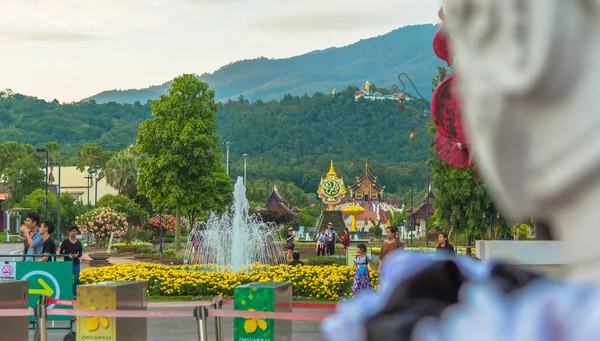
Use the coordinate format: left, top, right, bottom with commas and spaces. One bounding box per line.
407, 184, 435, 218
266, 185, 296, 216
348, 161, 385, 194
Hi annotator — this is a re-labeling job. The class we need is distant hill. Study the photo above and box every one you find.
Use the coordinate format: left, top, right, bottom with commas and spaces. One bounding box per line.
85, 24, 442, 104
0, 86, 431, 197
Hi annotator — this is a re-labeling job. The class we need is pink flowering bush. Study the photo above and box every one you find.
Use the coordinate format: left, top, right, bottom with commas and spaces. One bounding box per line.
76, 208, 128, 248
142, 215, 176, 234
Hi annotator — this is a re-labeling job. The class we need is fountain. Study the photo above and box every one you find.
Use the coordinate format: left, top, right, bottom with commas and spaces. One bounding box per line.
353, 234, 359, 241
305, 232, 311, 241
185, 177, 287, 272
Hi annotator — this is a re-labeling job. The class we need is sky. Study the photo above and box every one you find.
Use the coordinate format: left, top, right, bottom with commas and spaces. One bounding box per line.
0, 0, 440, 102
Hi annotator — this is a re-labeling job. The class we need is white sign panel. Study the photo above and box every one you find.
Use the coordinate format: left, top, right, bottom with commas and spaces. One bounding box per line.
0, 261, 16, 280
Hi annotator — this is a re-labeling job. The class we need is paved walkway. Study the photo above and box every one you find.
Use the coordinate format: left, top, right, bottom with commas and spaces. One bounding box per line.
31, 306, 326, 341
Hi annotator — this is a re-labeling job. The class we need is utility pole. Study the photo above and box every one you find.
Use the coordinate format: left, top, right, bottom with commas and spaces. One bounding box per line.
57, 163, 61, 241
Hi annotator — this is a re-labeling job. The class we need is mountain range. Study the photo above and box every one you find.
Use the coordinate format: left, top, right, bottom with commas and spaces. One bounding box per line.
85, 24, 442, 104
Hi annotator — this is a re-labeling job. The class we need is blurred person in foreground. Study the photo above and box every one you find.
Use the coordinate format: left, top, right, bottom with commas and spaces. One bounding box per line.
322, 1, 600, 340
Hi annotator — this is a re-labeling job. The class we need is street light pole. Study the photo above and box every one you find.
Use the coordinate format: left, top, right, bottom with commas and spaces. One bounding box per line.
94, 173, 98, 206
242, 154, 248, 186
36, 148, 49, 219
85, 173, 93, 211
57, 163, 61, 241
225, 142, 231, 175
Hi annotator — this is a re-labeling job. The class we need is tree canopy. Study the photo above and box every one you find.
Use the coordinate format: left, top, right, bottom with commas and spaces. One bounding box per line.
136, 74, 232, 249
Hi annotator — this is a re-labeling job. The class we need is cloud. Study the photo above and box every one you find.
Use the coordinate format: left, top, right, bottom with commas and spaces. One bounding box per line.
0, 0, 176, 35
0, 30, 101, 43
245, 8, 403, 33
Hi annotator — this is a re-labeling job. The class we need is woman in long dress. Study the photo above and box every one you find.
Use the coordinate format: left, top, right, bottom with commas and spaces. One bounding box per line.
352, 243, 376, 296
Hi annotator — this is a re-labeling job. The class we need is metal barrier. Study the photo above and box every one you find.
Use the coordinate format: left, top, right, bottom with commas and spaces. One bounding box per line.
0, 295, 335, 341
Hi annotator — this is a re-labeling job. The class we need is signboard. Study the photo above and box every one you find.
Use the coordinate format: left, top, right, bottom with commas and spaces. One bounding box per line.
346, 247, 372, 267
1, 262, 16, 280
0, 261, 73, 320
234, 282, 292, 341
76, 286, 116, 341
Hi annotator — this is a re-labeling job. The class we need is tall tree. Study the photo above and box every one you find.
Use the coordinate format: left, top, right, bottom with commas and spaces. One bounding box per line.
136, 74, 232, 250
3, 157, 45, 208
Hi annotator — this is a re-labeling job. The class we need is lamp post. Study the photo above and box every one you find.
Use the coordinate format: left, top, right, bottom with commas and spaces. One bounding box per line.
241, 154, 248, 186
393, 73, 430, 113
84, 173, 94, 211
57, 162, 61, 241
225, 142, 232, 175
94, 172, 98, 206
159, 210, 164, 262
36, 148, 49, 219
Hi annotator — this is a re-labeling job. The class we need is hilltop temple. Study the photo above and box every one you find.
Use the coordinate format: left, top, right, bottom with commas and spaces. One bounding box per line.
341, 161, 403, 231
354, 80, 396, 101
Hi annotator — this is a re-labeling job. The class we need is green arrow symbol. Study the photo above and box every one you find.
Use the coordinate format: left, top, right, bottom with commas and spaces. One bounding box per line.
29, 278, 54, 297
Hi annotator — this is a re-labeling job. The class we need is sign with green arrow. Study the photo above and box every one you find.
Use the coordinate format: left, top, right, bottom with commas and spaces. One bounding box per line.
15, 262, 73, 321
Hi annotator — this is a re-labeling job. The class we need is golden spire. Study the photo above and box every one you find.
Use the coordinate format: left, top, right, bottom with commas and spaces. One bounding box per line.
327, 160, 336, 176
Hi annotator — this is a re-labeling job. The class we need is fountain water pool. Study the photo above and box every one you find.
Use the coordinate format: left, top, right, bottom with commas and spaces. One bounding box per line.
185, 177, 287, 272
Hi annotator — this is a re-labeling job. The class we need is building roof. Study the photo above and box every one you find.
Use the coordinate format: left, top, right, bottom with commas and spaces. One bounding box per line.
266, 185, 296, 216
407, 184, 435, 218
76, 176, 119, 204
348, 161, 385, 194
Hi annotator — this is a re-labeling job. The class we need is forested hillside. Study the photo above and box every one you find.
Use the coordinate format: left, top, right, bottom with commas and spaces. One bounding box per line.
86, 24, 442, 104
0, 86, 431, 198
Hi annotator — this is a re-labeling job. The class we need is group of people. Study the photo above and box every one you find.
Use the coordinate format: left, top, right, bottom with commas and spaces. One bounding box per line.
315, 223, 350, 256
18, 211, 84, 297
285, 222, 456, 296
351, 228, 456, 296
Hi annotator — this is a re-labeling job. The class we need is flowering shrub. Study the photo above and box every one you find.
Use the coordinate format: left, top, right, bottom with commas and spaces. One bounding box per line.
80, 263, 379, 300
141, 215, 176, 234
76, 208, 128, 247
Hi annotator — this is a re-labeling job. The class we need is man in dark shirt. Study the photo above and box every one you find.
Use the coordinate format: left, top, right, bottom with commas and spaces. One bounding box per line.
38, 220, 56, 262
60, 225, 83, 297
288, 252, 304, 266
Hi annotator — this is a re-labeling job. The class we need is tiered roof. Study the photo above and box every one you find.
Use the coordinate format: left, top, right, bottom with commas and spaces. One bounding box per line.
348, 161, 385, 194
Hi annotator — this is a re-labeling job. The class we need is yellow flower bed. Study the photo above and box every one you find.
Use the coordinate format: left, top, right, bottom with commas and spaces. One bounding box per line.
80, 263, 379, 301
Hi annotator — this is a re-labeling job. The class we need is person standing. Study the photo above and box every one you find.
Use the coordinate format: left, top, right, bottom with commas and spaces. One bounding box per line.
352, 243, 376, 296
378, 226, 404, 272
315, 227, 327, 256
325, 223, 342, 255
436, 232, 456, 257
341, 228, 351, 254
38, 220, 56, 262
20, 212, 43, 262
285, 228, 295, 261
60, 226, 83, 297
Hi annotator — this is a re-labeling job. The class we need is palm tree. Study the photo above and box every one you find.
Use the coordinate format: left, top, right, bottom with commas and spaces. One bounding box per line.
104, 150, 137, 194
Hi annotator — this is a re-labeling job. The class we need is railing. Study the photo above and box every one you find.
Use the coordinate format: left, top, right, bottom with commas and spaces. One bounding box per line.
0, 295, 336, 341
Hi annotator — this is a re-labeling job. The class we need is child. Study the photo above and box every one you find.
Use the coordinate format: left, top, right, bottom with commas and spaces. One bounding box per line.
352, 243, 376, 296
315, 228, 327, 256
